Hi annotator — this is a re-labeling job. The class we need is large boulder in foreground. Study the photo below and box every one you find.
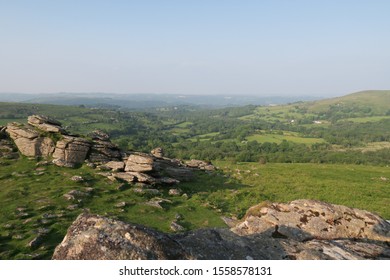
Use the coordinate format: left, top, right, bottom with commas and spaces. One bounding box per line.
52, 200, 390, 260
233, 199, 390, 242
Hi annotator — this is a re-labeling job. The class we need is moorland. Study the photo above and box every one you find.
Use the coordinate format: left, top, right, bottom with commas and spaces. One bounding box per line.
0, 90, 389, 259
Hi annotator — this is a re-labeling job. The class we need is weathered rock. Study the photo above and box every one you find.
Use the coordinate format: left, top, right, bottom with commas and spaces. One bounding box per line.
132, 188, 160, 195
28, 234, 45, 249
28, 115, 66, 133
84, 187, 94, 194
52, 213, 187, 260
125, 153, 154, 172
115, 201, 127, 208
159, 178, 180, 185
168, 188, 182, 196
6, 123, 39, 140
86, 162, 96, 169
112, 172, 136, 183
170, 221, 185, 232
67, 204, 79, 210
27, 115, 62, 127
97, 165, 112, 171
232, 199, 390, 242
15, 137, 55, 157
127, 172, 156, 184
6, 123, 55, 157
0, 137, 19, 159
70, 176, 84, 182
144, 198, 172, 209
185, 159, 215, 171
88, 130, 110, 141
53, 200, 390, 260
52, 159, 75, 168
221, 216, 240, 228
63, 190, 88, 200
52, 136, 91, 167
103, 161, 125, 172
88, 140, 121, 163
151, 147, 164, 158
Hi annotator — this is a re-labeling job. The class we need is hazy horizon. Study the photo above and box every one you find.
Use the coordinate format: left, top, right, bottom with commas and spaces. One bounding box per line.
1, 1, 389, 96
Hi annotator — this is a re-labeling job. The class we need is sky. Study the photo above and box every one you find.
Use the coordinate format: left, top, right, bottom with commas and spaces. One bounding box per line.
0, 0, 389, 96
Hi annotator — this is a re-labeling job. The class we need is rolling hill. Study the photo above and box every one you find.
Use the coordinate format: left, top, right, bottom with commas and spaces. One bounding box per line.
305, 90, 390, 115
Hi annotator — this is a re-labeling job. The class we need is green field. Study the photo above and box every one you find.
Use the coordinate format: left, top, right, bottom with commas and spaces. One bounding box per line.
188, 132, 220, 142
344, 116, 390, 123
246, 131, 325, 145
0, 119, 26, 126
175, 121, 193, 128
214, 161, 390, 219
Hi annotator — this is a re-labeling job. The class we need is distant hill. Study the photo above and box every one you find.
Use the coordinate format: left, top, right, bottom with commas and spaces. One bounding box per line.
0, 92, 320, 109
305, 90, 390, 115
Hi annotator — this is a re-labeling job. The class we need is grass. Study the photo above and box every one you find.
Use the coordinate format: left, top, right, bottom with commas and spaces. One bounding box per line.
215, 161, 390, 219
308, 90, 390, 114
175, 121, 193, 128
0, 119, 26, 126
344, 116, 390, 123
246, 131, 325, 145
188, 132, 220, 142
0, 157, 389, 259
0, 157, 227, 259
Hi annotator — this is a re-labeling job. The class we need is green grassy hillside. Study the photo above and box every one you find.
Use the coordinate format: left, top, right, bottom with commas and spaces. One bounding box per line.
307, 90, 390, 115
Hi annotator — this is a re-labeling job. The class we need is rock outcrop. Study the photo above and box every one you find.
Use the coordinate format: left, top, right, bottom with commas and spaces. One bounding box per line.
232, 199, 390, 242
185, 159, 215, 171
6, 123, 55, 157
4, 116, 123, 167
3, 115, 214, 186
151, 147, 164, 158
52, 200, 390, 260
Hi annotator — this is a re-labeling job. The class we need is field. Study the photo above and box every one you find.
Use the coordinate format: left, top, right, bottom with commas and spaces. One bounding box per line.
214, 162, 390, 218
246, 131, 325, 145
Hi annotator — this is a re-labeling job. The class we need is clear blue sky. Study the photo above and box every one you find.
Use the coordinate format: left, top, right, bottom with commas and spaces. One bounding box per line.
0, 0, 389, 96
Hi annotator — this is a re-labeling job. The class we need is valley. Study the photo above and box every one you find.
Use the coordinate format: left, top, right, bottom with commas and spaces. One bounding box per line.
0, 90, 389, 259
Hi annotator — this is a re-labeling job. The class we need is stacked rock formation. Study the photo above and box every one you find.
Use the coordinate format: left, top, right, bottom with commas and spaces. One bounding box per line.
52, 199, 390, 260
4, 115, 214, 184
5, 115, 121, 168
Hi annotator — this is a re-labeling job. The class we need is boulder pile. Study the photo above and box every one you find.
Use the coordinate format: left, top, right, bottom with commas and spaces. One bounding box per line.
3, 115, 214, 184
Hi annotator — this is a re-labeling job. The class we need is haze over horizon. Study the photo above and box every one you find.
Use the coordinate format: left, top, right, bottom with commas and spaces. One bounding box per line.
1, 0, 389, 97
